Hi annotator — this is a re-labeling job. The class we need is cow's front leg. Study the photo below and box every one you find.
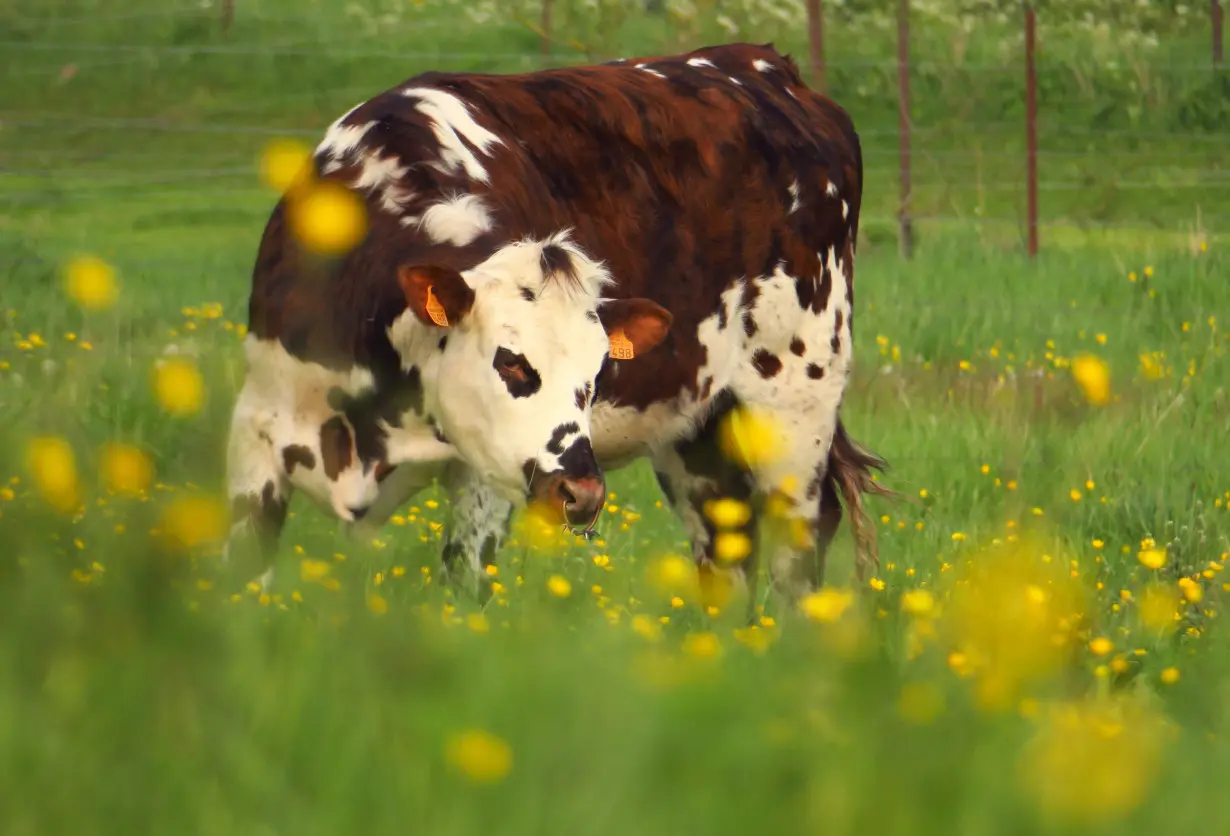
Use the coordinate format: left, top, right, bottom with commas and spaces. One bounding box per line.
438, 462, 514, 603
650, 412, 762, 626
224, 394, 290, 591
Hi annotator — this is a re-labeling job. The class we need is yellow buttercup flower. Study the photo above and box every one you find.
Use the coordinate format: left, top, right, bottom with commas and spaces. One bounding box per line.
713, 531, 752, 563
288, 180, 368, 256
26, 436, 80, 513
99, 443, 154, 495
703, 497, 752, 529
1070, 354, 1111, 406
259, 138, 314, 194
800, 587, 854, 623
717, 405, 783, 467
153, 358, 205, 416
158, 495, 228, 552
445, 729, 512, 783
64, 255, 118, 310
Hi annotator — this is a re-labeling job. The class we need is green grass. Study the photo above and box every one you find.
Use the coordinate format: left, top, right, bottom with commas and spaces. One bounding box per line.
2, 1, 1230, 833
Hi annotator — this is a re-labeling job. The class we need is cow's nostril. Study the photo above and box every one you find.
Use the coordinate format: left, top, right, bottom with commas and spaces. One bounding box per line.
557, 482, 579, 507
348, 505, 369, 521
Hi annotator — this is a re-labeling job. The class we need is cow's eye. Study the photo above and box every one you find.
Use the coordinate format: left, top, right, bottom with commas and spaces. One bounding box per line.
494, 348, 528, 382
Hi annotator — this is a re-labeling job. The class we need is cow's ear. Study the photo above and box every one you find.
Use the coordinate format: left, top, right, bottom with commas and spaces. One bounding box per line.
397, 264, 475, 328
597, 298, 673, 360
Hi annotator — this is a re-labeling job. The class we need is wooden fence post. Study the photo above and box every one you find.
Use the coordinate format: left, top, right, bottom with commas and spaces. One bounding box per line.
1025, 4, 1039, 258
896, 0, 913, 259
806, 0, 827, 94
1215, 0, 1225, 65
541, 0, 554, 62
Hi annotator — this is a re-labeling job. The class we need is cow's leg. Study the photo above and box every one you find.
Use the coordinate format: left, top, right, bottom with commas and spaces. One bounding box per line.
438, 462, 514, 602
650, 400, 762, 624
223, 390, 290, 591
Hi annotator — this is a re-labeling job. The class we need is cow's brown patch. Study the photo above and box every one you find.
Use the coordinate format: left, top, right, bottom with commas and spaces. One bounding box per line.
320, 416, 354, 480
807, 363, 825, 380
789, 338, 806, 356
281, 444, 316, 474
752, 350, 783, 379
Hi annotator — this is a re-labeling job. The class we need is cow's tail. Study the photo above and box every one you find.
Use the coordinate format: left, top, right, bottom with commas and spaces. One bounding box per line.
826, 418, 897, 582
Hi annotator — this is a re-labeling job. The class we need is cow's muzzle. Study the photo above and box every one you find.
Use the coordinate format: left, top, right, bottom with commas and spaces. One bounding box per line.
530, 471, 606, 534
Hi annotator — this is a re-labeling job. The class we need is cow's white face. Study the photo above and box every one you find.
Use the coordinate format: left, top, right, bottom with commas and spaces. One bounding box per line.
388, 234, 672, 529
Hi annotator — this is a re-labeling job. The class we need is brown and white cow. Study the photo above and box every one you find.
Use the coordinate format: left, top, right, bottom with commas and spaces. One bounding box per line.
225, 42, 891, 607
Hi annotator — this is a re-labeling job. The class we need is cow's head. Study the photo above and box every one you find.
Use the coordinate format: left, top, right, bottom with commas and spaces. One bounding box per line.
387, 233, 671, 529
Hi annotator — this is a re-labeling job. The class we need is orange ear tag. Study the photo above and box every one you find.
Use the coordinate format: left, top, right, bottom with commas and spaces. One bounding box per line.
424, 285, 450, 327
609, 329, 635, 361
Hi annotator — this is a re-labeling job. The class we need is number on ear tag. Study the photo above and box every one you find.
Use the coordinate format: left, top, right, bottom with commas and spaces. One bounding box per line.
609, 329, 635, 360
425, 285, 450, 327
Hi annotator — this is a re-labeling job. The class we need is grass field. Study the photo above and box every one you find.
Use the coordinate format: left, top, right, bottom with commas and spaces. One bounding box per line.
2, 1, 1230, 833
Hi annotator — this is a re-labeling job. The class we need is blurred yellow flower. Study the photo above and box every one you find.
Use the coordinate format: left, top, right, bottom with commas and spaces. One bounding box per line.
1070, 354, 1111, 406
800, 587, 853, 623
901, 589, 936, 617
546, 574, 572, 598
26, 435, 80, 513
288, 180, 368, 256
512, 501, 564, 553
300, 559, 331, 583
366, 592, 389, 615
259, 138, 314, 194
153, 358, 205, 416
645, 554, 697, 597
99, 443, 154, 495
941, 542, 1087, 711
1137, 582, 1178, 634
1160, 667, 1180, 685
703, 497, 752, 529
64, 255, 118, 310
1018, 697, 1169, 825
1088, 637, 1113, 656
713, 531, 752, 563
158, 495, 228, 552
445, 729, 512, 784
682, 631, 722, 659
717, 405, 783, 467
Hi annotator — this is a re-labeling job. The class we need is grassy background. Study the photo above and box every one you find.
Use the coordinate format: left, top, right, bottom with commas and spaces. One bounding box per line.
1, 1, 1229, 833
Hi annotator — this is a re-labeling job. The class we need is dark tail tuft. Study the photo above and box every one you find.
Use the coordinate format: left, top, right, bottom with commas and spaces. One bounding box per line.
826, 418, 898, 581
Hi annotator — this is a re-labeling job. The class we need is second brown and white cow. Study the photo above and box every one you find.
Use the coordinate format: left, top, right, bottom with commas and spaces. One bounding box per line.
225, 42, 891, 607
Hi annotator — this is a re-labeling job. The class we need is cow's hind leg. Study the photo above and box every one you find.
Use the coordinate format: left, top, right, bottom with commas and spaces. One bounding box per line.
223, 391, 291, 591
651, 395, 762, 624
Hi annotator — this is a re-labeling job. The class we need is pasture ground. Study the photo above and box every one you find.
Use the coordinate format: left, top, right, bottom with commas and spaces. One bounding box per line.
1, 2, 1229, 833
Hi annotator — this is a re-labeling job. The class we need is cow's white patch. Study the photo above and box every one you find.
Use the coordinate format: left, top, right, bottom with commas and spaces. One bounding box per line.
788, 180, 801, 213
352, 149, 414, 215
403, 87, 504, 183
687, 58, 716, 69
317, 102, 374, 170
728, 76, 743, 86
411, 193, 494, 246
826, 181, 839, 198
841, 199, 849, 220
753, 58, 774, 72
636, 64, 666, 79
